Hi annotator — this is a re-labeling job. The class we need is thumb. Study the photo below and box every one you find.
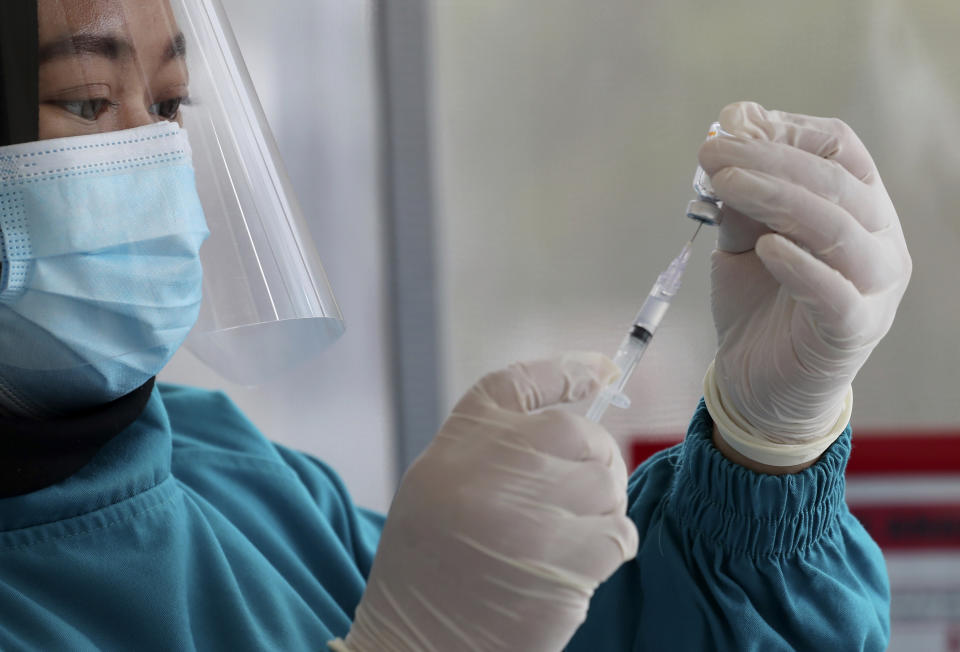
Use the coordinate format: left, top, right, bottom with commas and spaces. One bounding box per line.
454, 352, 620, 414
716, 205, 773, 254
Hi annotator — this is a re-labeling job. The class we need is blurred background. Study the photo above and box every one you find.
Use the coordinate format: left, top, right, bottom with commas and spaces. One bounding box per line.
159, 1, 960, 648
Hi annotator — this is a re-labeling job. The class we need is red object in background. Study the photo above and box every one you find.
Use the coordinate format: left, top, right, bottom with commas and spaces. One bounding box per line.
949, 625, 960, 652
628, 430, 960, 551
628, 437, 683, 469
851, 503, 960, 550
846, 432, 960, 475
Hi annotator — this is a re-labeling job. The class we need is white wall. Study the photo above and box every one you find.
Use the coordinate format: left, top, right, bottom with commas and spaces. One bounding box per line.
160, 0, 396, 512
430, 0, 960, 439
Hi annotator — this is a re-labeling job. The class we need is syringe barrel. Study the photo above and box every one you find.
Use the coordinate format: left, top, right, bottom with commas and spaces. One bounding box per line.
632, 293, 671, 334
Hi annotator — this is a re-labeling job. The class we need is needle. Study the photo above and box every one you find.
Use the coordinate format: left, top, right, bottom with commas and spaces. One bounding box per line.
689, 221, 704, 244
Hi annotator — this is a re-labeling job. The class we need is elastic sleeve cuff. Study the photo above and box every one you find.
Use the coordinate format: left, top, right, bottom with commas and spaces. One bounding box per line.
703, 361, 852, 467
670, 399, 851, 557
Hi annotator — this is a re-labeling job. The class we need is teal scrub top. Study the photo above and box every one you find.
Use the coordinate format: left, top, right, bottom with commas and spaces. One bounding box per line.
0, 384, 890, 651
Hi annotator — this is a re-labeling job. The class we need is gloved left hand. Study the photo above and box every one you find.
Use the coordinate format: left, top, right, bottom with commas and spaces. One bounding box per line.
331, 352, 638, 652
697, 102, 912, 466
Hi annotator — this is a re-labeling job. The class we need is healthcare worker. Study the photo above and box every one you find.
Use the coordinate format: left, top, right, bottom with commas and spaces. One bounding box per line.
0, 0, 911, 650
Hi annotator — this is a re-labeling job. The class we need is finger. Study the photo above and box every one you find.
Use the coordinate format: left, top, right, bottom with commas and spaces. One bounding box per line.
715, 205, 772, 254
446, 407, 623, 465
506, 457, 627, 517
709, 167, 897, 293
547, 514, 639, 583
455, 352, 620, 415
520, 409, 623, 464
754, 233, 866, 343
699, 136, 888, 232
717, 101, 840, 159
718, 101, 879, 183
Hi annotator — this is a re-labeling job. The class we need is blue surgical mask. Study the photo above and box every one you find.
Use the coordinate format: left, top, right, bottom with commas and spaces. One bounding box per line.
0, 122, 209, 417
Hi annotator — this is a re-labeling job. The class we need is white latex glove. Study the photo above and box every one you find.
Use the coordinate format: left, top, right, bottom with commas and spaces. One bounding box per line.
697, 101, 912, 466
330, 352, 638, 652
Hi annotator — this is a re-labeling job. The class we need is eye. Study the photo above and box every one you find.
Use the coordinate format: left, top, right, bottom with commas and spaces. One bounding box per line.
56, 99, 113, 121
149, 97, 185, 120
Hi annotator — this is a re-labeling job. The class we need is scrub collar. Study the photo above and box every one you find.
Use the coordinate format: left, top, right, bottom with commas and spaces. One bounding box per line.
0, 380, 174, 544
0, 379, 156, 498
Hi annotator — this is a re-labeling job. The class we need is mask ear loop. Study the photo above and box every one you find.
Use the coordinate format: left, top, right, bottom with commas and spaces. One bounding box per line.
0, 0, 39, 147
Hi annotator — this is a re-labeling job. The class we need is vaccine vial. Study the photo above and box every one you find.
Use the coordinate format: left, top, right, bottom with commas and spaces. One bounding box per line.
686, 122, 729, 226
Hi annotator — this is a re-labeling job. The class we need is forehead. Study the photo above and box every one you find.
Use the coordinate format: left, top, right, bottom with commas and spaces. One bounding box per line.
37, 0, 180, 49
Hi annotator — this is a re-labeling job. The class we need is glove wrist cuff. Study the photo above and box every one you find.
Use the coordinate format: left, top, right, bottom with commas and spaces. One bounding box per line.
703, 361, 852, 467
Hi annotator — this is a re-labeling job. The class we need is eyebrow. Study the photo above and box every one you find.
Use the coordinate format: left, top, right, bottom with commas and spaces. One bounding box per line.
164, 33, 187, 61
38, 32, 186, 65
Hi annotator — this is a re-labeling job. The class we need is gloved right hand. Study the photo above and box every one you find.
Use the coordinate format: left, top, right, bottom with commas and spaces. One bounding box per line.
330, 352, 638, 652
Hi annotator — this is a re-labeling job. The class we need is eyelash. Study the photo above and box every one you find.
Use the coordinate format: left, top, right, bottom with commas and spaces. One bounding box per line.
54, 96, 190, 122
149, 96, 189, 120
56, 98, 119, 121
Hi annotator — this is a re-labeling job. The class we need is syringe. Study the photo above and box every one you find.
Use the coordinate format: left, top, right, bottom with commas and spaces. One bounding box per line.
585, 222, 703, 423
585, 121, 727, 422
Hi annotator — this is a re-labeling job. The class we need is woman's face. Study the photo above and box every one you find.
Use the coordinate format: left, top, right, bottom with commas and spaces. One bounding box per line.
36, 0, 188, 139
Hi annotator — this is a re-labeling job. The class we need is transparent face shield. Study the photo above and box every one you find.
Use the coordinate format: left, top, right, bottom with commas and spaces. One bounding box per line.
0, 0, 344, 399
